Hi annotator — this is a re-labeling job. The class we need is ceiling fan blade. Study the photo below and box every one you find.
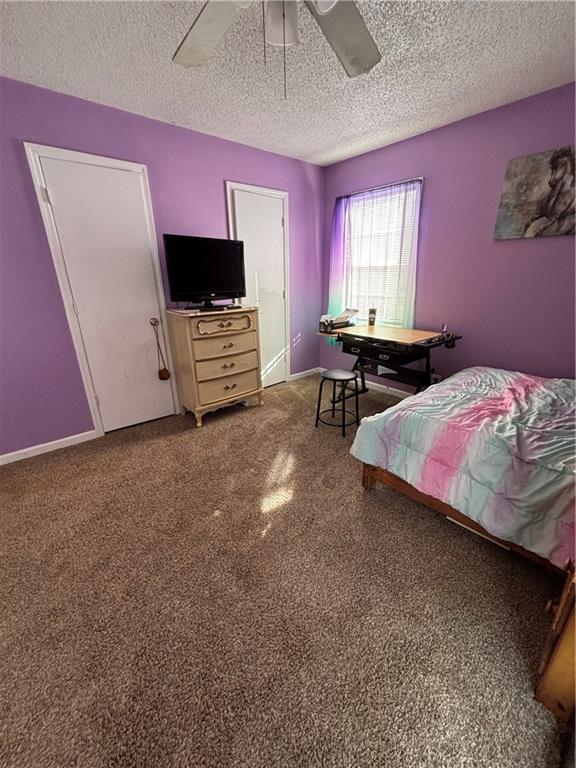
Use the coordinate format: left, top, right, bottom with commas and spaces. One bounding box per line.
305, 0, 381, 78
173, 1, 248, 68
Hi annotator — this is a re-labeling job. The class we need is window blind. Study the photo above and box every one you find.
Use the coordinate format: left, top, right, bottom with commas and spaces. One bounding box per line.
343, 179, 422, 327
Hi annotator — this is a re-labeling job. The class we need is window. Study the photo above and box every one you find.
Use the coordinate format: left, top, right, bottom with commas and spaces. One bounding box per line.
343, 179, 422, 327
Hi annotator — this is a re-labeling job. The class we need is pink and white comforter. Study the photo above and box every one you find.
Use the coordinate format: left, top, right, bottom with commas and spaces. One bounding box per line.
351, 367, 575, 568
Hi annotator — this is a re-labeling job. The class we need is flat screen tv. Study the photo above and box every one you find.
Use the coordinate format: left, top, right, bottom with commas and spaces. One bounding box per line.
163, 234, 245, 308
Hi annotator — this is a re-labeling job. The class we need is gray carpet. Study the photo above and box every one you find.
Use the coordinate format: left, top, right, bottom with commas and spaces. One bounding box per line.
0, 376, 567, 767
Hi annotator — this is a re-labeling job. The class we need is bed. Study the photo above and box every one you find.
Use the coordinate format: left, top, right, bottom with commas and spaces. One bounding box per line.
351, 366, 575, 572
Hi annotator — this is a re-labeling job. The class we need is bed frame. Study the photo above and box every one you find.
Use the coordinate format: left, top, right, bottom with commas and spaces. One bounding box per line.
361, 463, 564, 575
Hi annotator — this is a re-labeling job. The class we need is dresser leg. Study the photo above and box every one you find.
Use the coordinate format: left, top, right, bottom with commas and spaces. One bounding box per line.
258, 393, 264, 406
195, 413, 203, 428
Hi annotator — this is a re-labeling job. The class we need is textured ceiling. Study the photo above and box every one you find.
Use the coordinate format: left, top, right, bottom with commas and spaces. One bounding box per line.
1, 1, 574, 165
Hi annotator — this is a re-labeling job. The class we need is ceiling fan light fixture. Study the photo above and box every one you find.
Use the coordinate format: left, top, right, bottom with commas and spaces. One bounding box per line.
311, 0, 338, 15
265, 0, 299, 48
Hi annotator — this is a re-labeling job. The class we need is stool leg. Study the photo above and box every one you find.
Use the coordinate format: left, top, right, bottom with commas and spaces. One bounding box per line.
315, 378, 325, 428
354, 376, 360, 425
341, 381, 346, 437
332, 381, 336, 417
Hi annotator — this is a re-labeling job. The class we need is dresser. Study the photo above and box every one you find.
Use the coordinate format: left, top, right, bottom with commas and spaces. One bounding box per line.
165, 307, 263, 427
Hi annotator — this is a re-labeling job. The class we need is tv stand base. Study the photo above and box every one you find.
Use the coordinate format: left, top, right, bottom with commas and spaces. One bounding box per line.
185, 303, 237, 312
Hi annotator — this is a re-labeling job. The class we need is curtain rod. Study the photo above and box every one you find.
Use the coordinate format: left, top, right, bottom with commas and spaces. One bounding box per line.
335, 176, 423, 201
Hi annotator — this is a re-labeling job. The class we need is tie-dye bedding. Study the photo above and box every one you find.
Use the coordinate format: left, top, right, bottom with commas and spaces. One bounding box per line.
351, 366, 575, 568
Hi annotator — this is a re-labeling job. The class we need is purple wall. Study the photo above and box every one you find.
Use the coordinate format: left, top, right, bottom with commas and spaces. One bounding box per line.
1, 77, 574, 456
321, 83, 575, 382
0, 77, 323, 454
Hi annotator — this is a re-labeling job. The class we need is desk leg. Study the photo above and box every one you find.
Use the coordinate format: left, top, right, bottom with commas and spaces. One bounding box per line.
353, 359, 368, 395
333, 362, 368, 405
415, 352, 432, 394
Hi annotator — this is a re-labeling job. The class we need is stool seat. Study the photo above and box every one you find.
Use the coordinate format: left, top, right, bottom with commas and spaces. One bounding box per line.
316, 369, 360, 437
321, 368, 357, 382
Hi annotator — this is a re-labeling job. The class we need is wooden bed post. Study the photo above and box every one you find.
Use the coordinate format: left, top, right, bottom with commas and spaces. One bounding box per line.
362, 463, 375, 490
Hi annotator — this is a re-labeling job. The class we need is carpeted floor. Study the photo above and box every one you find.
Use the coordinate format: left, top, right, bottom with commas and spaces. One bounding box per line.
0, 376, 567, 767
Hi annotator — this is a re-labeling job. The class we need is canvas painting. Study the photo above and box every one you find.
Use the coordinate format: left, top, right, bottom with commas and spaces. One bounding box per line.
494, 146, 575, 239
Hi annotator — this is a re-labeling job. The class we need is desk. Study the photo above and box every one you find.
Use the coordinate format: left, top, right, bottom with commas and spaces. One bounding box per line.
320, 324, 461, 394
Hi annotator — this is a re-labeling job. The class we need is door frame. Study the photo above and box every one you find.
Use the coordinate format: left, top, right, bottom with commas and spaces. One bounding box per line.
226, 181, 290, 383
24, 142, 179, 438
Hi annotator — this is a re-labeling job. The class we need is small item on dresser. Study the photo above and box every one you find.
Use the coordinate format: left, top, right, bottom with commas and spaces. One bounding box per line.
368, 308, 377, 326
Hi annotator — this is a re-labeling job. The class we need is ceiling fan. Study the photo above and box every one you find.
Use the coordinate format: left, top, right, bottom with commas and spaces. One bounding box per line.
173, 0, 381, 80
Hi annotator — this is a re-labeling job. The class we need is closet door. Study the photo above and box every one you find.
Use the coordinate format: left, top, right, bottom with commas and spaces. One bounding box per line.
228, 184, 288, 388
29, 145, 176, 432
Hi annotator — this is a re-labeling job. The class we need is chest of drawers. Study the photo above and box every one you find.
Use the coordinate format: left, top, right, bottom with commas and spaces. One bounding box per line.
166, 308, 263, 427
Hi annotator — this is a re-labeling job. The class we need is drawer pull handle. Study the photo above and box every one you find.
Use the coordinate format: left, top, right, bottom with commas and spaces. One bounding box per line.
351, 347, 360, 353
198, 315, 251, 335
379, 354, 389, 361
223, 342, 234, 349
224, 383, 238, 391
222, 362, 236, 369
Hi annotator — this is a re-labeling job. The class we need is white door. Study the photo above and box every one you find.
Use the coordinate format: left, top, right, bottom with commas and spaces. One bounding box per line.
228, 185, 288, 387
33, 150, 175, 432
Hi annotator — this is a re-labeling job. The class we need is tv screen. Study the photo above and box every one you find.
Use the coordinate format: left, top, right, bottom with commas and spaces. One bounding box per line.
163, 234, 246, 303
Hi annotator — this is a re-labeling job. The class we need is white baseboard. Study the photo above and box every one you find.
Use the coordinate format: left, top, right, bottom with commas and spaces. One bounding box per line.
318, 368, 410, 400
0, 430, 99, 466
363, 379, 411, 400
288, 367, 322, 381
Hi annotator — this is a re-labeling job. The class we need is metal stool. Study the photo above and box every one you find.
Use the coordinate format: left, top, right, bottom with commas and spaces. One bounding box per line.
315, 369, 360, 437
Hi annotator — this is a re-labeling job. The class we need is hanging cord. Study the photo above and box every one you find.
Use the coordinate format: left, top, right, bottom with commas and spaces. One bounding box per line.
262, 1, 267, 65
149, 318, 171, 381
282, 0, 287, 99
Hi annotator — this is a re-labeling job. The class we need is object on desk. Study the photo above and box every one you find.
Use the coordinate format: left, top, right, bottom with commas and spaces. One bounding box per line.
368, 308, 377, 327
318, 308, 359, 333
319, 315, 334, 333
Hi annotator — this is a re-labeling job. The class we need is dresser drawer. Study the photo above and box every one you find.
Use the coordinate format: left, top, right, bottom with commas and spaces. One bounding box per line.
341, 339, 425, 365
198, 369, 260, 405
191, 312, 255, 339
193, 331, 257, 361
196, 350, 258, 382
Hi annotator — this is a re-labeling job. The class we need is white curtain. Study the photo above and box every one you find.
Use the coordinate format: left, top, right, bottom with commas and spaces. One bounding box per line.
343, 179, 422, 327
